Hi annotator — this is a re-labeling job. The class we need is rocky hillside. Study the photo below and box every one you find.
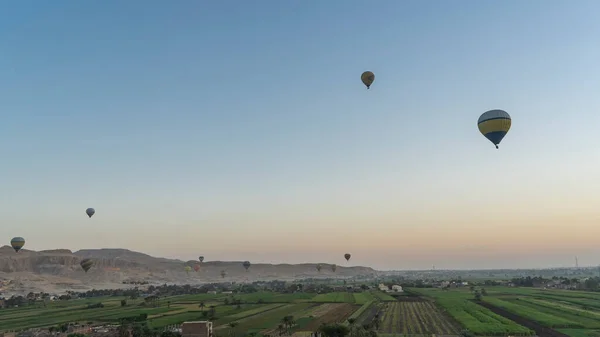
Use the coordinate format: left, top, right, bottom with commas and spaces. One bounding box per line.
0, 246, 376, 295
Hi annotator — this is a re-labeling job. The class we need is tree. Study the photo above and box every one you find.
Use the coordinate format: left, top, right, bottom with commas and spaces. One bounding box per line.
473, 290, 482, 301
118, 323, 130, 337
481, 288, 487, 296
228, 322, 239, 337
318, 324, 350, 337
460, 330, 475, 337
121, 299, 127, 307
281, 315, 295, 335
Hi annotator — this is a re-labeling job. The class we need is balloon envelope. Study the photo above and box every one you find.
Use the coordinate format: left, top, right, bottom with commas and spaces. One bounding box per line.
194, 264, 200, 272
199, 256, 204, 263
80, 258, 93, 273
477, 109, 511, 149
220, 270, 226, 278
243, 261, 251, 271
316, 264, 322, 272
361, 71, 375, 89
344, 253, 351, 261
10, 237, 25, 253
86, 208, 95, 218
331, 264, 337, 272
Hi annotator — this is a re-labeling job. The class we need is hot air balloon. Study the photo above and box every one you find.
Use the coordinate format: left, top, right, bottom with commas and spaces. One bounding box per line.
185, 266, 192, 275
331, 264, 337, 272
80, 258, 93, 273
477, 109, 511, 149
220, 270, 226, 278
86, 208, 95, 218
361, 71, 375, 89
344, 253, 351, 261
193, 264, 200, 272
316, 264, 322, 272
199, 256, 204, 263
10, 237, 25, 253
243, 261, 251, 271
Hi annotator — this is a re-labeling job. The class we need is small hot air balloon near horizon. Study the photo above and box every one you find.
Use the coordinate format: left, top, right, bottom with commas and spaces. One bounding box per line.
316, 264, 322, 272
199, 256, 204, 263
10, 237, 25, 253
80, 258, 93, 273
220, 270, 226, 278
478, 109, 512, 149
331, 264, 337, 272
184, 266, 192, 275
243, 261, 251, 271
361, 71, 375, 89
193, 264, 200, 272
344, 253, 351, 261
86, 208, 95, 218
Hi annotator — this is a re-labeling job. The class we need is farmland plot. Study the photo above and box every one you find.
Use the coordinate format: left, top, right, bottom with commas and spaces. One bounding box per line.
379, 301, 460, 335
300, 303, 360, 331
260, 303, 359, 336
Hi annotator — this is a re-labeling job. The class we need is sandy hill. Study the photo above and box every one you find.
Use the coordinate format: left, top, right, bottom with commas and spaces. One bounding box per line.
0, 246, 376, 295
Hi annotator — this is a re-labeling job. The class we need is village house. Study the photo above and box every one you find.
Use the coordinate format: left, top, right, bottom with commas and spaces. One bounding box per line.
391, 285, 403, 292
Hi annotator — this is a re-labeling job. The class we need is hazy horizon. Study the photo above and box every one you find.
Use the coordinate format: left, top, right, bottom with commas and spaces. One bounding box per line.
2, 0, 600, 271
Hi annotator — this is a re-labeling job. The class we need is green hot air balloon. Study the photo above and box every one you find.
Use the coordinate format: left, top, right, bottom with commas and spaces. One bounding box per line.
361, 71, 375, 89
243, 261, 251, 271
185, 266, 192, 275
10, 237, 25, 253
80, 258, 93, 273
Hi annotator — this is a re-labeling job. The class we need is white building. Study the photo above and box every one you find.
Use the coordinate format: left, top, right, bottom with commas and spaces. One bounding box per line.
391, 285, 403, 292
378, 283, 390, 292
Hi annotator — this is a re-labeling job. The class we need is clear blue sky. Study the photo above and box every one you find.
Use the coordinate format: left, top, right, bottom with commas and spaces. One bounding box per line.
2, 0, 600, 270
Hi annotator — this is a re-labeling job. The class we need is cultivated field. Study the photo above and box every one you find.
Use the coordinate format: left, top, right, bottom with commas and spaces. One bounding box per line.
378, 301, 460, 335
412, 286, 600, 337
0, 291, 367, 333
5, 286, 600, 337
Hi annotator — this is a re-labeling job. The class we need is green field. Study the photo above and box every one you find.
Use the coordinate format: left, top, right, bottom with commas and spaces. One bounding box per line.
5, 286, 600, 337
412, 286, 600, 337
0, 291, 366, 333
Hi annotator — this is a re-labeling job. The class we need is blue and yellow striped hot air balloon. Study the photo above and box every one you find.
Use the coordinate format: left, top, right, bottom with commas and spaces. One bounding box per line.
477, 109, 511, 149
10, 237, 25, 253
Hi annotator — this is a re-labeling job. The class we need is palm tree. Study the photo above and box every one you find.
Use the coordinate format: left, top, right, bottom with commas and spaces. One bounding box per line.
228, 322, 239, 337
281, 315, 295, 335
199, 302, 205, 310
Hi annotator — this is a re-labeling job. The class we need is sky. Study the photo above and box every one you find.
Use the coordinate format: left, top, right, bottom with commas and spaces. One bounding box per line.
1, 0, 600, 270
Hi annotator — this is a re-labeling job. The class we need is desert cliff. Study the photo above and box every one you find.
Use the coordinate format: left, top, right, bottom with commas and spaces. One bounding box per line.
0, 246, 376, 295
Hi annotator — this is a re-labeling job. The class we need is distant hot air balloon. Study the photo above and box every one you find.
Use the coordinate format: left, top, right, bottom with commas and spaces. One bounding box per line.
80, 258, 93, 273
10, 237, 25, 253
316, 264, 322, 272
220, 270, 226, 278
331, 264, 337, 272
361, 71, 375, 89
477, 109, 511, 149
86, 208, 95, 218
184, 266, 192, 275
344, 253, 351, 261
193, 264, 200, 272
243, 261, 251, 271
199, 256, 204, 263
